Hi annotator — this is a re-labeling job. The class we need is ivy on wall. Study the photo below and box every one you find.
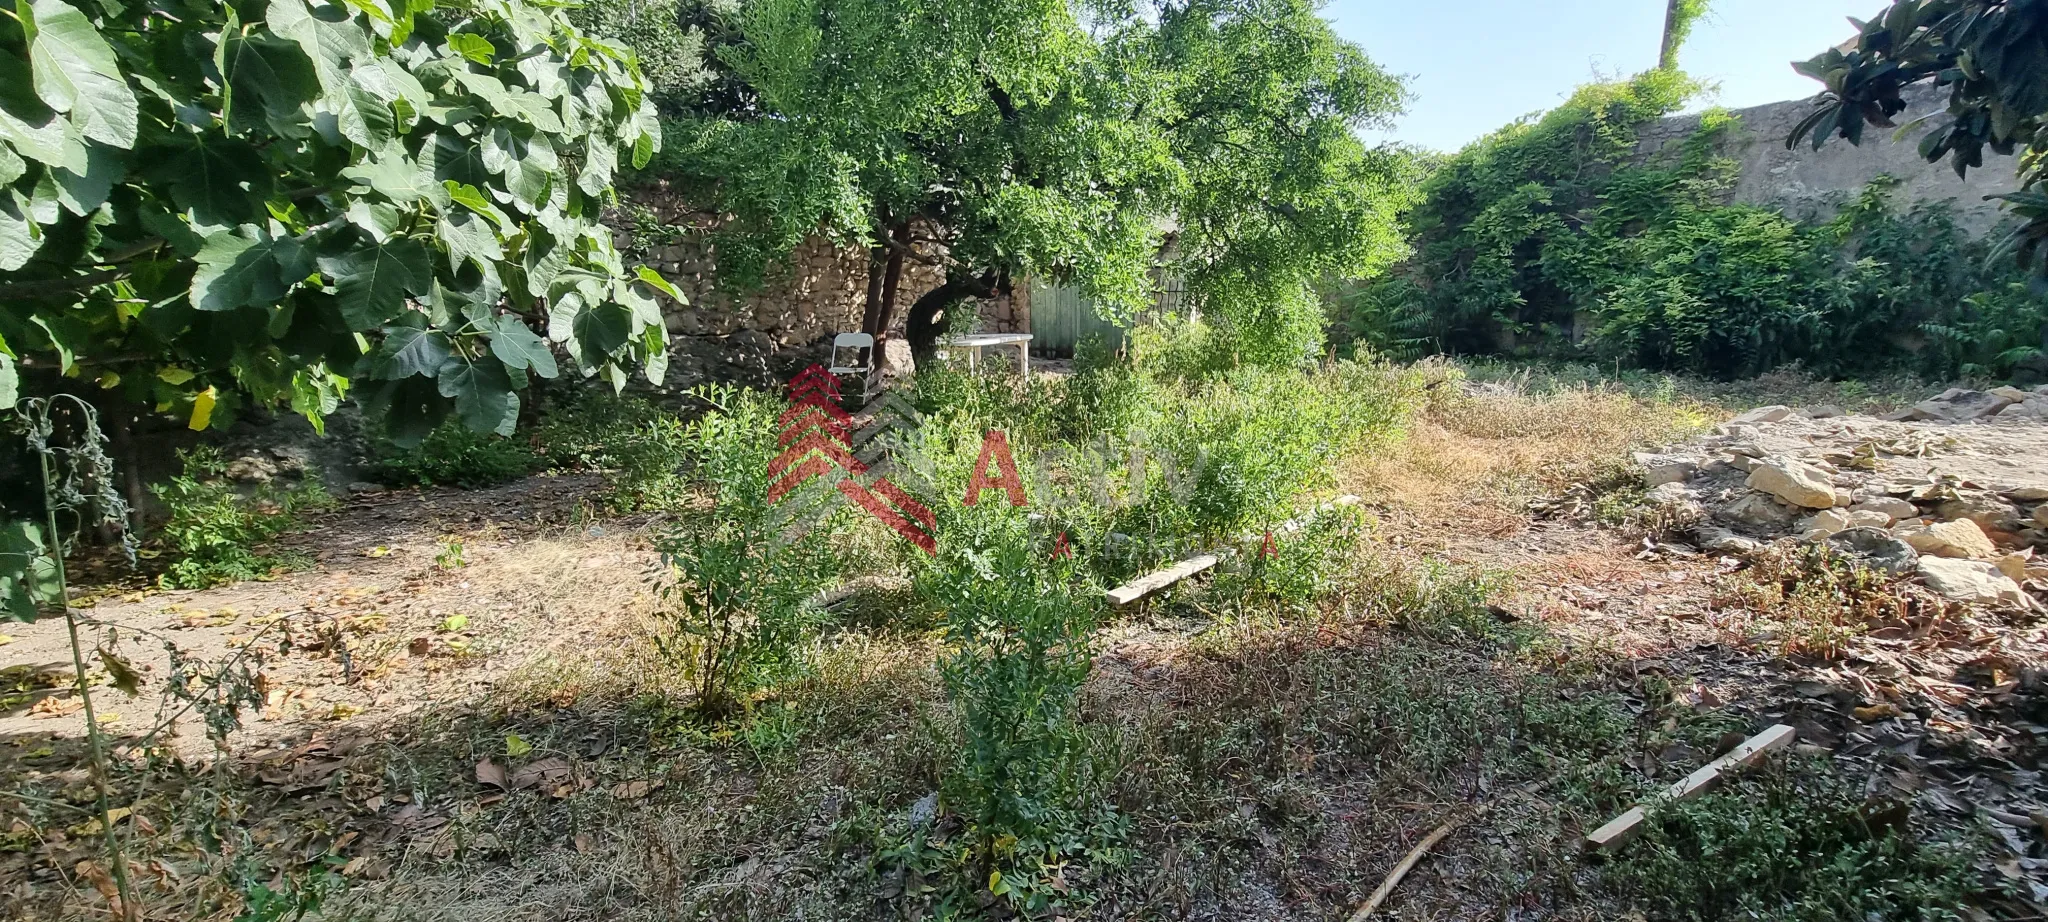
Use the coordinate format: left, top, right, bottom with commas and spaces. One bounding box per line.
1336, 71, 2048, 382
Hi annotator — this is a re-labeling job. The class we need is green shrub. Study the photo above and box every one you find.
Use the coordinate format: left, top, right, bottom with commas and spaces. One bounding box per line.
530, 389, 664, 470
1118, 362, 1414, 549
155, 448, 332, 590
531, 391, 694, 511
1364, 66, 2048, 382
371, 424, 541, 489
908, 363, 1065, 445
917, 501, 1116, 911
1128, 314, 1236, 383
1921, 281, 2048, 380
651, 385, 842, 715
1207, 504, 1366, 614
1053, 338, 1158, 442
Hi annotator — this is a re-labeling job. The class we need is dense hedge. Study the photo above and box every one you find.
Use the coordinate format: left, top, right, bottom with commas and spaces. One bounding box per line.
1334, 71, 2048, 381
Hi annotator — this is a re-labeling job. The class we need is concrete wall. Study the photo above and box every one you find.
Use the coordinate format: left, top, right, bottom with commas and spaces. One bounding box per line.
1636, 84, 2021, 234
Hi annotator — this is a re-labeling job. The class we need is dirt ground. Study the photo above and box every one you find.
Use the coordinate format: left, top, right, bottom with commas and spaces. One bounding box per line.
4, 375, 2046, 920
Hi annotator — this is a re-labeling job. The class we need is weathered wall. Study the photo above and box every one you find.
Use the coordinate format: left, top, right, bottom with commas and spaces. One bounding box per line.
1636, 84, 2021, 234
613, 188, 1030, 382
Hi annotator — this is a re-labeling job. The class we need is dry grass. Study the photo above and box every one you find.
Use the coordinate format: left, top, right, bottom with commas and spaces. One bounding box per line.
342, 631, 950, 922
1342, 362, 1716, 537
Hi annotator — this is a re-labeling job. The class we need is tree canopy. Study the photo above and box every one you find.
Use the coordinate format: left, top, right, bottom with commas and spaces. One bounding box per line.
654, 0, 1412, 365
0, 0, 671, 442
1789, 0, 2048, 274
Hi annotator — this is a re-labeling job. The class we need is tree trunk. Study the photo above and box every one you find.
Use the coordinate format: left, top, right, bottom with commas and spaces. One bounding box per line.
1658, 0, 1685, 70
860, 244, 886, 335
906, 271, 1003, 367
874, 224, 909, 338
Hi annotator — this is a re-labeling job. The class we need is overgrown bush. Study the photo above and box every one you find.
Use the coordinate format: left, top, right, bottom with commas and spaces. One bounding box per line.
1341, 67, 2048, 382
155, 448, 332, 590
905, 351, 1417, 581
1206, 505, 1367, 615
652, 385, 841, 715
1128, 314, 1237, 383
1054, 338, 1158, 442
371, 424, 542, 490
1118, 363, 1415, 549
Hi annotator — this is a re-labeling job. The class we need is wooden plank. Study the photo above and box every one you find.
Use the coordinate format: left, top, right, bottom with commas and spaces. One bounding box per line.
1107, 554, 1219, 608
1585, 723, 1796, 852
1102, 495, 1363, 609
1266, 494, 1361, 538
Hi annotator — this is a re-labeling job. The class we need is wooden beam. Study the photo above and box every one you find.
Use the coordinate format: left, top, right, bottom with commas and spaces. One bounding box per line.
1107, 554, 1220, 608
1585, 723, 1796, 852
1102, 495, 1362, 609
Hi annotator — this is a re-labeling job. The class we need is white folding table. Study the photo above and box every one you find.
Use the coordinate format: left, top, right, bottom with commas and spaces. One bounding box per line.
938, 333, 1032, 374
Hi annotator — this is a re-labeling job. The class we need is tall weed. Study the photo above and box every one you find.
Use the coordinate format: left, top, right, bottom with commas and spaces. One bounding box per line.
651, 385, 841, 714
917, 501, 1117, 910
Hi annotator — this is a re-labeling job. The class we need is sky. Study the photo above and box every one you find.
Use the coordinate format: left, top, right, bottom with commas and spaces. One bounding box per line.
1326, 0, 1882, 152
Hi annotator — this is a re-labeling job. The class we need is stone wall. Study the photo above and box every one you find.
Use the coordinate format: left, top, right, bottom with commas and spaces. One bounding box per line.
613, 188, 1031, 373
1636, 84, 2021, 235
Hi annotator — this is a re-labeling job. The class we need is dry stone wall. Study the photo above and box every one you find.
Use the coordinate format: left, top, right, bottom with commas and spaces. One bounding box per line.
612, 187, 1030, 367
1636, 84, 2022, 235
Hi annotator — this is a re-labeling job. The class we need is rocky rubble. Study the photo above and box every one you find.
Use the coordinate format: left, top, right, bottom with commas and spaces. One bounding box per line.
1637, 387, 2048, 610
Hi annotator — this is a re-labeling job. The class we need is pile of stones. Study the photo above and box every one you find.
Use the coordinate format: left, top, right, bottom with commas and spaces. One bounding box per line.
1636, 394, 2048, 610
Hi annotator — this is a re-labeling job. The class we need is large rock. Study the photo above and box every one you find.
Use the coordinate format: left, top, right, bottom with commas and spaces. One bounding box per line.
1746, 456, 1839, 509
1721, 492, 1797, 527
1798, 509, 1852, 540
1732, 405, 1794, 425
225, 455, 279, 483
1935, 494, 2025, 533
1828, 527, 1919, 575
1896, 518, 1998, 559
1910, 388, 2017, 421
1916, 557, 2030, 607
1842, 509, 1893, 530
2037, 504, 2048, 528
1850, 497, 1918, 522
1635, 452, 1698, 487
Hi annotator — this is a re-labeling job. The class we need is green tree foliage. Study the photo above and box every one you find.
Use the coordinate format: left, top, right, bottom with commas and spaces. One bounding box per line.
0, 0, 673, 443
1349, 70, 2048, 380
1377, 71, 1697, 355
655, 0, 1411, 366
1789, 0, 2048, 275
567, 0, 727, 111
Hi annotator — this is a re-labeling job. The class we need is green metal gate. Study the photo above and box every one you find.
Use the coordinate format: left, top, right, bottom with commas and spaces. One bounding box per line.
1027, 279, 1127, 356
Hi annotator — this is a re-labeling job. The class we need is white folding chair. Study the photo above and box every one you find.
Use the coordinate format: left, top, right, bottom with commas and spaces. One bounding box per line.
828, 332, 877, 406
